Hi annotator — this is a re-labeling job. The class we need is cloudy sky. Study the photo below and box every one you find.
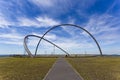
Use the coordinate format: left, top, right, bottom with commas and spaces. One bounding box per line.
0, 0, 120, 55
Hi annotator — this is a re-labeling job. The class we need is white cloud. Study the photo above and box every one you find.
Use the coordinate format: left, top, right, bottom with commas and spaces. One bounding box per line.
0, 32, 24, 45
18, 17, 39, 27
0, 0, 61, 28
0, 14, 14, 28
0, 15, 60, 28
30, 0, 69, 8
0, 40, 22, 45
29, 0, 75, 17
18, 16, 60, 27
0, 32, 56, 46
55, 40, 94, 49
0, 33, 23, 40
30, 0, 96, 13
84, 15, 120, 34
36, 16, 60, 27
31, 0, 54, 7
83, 14, 120, 45
32, 32, 57, 40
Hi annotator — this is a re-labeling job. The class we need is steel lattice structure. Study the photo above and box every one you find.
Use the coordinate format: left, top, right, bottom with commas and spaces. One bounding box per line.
24, 24, 103, 57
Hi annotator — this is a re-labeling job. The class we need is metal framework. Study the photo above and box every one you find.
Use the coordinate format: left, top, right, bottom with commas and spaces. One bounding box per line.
24, 35, 70, 57
35, 24, 103, 56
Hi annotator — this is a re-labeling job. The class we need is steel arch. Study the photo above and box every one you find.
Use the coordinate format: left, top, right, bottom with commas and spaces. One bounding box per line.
35, 24, 103, 56
24, 35, 70, 57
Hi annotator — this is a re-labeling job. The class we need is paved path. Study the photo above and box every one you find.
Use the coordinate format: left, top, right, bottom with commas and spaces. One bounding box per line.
43, 58, 83, 80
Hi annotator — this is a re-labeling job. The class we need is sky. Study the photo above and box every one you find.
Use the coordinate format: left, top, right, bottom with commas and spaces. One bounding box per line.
0, 0, 120, 55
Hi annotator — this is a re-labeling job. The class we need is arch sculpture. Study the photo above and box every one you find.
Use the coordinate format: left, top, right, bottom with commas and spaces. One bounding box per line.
24, 24, 103, 57
24, 35, 70, 57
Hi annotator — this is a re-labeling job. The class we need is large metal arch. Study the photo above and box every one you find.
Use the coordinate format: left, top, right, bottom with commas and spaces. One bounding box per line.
35, 24, 103, 56
24, 35, 70, 57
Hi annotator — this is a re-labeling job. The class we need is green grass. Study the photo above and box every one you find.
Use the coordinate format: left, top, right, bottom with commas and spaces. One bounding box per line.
67, 57, 120, 80
0, 57, 56, 80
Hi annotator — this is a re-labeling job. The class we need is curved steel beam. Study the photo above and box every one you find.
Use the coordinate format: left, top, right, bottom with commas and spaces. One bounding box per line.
35, 24, 103, 56
24, 35, 70, 57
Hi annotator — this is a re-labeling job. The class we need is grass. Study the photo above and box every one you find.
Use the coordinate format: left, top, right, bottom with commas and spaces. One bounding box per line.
0, 57, 56, 80
67, 56, 120, 80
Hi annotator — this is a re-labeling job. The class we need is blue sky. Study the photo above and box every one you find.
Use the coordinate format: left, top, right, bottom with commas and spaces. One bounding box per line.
0, 0, 120, 55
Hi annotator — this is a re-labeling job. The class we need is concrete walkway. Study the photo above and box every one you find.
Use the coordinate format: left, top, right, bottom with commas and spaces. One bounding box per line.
43, 58, 83, 80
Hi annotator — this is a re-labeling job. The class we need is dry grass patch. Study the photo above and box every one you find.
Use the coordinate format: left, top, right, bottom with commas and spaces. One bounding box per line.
67, 57, 120, 80
0, 57, 56, 80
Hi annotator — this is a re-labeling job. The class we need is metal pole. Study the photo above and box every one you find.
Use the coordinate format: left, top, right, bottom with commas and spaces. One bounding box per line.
53, 45, 55, 54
